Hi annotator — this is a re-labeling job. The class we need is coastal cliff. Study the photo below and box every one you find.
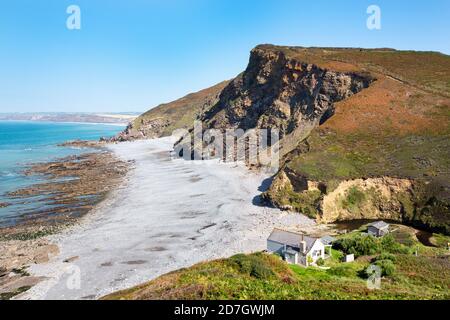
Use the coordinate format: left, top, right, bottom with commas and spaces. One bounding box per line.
200, 46, 373, 144
256, 46, 450, 234
117, 44, 450, 234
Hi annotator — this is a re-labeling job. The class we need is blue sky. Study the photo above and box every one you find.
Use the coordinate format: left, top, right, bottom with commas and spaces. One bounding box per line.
0, 0, 449, 113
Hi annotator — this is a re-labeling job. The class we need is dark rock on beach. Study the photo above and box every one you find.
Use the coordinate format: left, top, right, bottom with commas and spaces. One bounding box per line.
2, 150, 131, 238
0, 146, 131, 299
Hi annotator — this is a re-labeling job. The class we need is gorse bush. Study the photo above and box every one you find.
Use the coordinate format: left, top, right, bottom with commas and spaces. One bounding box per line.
333, 234, 379, 257
316, 258, 325, 266
250, 263, 273, 279
230, 254, 274, 280
372, 252, 396, 263
334, 234, 411, 258
380, 235, 411, 254
374, 259, 396, 277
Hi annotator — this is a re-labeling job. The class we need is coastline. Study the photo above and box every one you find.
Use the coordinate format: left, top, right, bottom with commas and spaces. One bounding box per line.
0, 140, 131, 299
0, 119, 130, 127
10, 137, 315, 300
0, 142, 130, 235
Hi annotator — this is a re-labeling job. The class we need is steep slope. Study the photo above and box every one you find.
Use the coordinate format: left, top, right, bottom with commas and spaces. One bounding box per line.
116, 44, 450, 234
196, 46, 374, 158
103, 250, 450, 300
258, 46, 450, 234
174, 45, 448, 234
114, 81, 229, 141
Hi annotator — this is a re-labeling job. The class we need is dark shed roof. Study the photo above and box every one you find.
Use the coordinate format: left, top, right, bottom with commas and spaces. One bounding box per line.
368, 221, 389, 230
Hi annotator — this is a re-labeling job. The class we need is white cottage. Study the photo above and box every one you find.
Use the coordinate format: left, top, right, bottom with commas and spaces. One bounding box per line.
267, 229, 332, 266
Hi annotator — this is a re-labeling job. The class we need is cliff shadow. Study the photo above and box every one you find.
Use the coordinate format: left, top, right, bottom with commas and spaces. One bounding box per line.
252, 176, 275, 207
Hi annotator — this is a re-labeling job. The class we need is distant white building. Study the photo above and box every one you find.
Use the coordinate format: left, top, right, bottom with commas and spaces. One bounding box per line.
343, 254, 355, 263
367, 221, 390, 237
267, 229, 333, 266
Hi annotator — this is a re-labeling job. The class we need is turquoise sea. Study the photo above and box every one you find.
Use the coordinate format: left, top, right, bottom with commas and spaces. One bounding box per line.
0, 121, 125, 227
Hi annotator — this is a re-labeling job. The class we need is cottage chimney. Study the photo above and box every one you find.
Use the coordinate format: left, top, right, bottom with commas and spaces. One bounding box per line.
300, 240, 307, 253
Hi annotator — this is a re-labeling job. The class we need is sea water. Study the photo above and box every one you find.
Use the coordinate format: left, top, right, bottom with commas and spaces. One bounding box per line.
0, 121, 125, 226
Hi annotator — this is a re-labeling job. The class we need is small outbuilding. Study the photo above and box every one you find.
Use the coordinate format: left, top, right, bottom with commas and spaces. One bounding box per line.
367, 221, 390, 237
343, 254, 355, 263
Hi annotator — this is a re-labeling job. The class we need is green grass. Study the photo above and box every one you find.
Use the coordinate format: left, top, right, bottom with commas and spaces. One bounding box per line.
431, 233, 450, 248
104, 240, 450, 300
342, 186, 367, 213
288, 131, 450, 183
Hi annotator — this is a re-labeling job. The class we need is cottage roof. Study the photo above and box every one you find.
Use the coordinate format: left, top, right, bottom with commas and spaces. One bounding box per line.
320, 235, 336, 245
267, 229, 318, 252
368, 221, 389, 230
284, 248, 298, 256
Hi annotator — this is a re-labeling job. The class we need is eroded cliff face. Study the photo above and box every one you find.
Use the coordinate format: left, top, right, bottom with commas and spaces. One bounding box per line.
113, 45, 449, 234
246, 46, 450, 235
174, 46, 374, 162
319, 177, 414, 223
200, 46, 374, 149
264, 167, 450, 234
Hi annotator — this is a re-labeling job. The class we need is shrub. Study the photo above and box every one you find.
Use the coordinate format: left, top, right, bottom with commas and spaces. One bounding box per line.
231, 254, 252, 273
374, 259, 396, 277
372, 252, 396, 263
342, 187, 366, 213
334, 233, 412, 258
333, 234, 380, 257
250, 263, 273, 279
316, 258, 325, 266
380, 235, 410, 254
230, 254, 274, 280
331, 249, 344, 261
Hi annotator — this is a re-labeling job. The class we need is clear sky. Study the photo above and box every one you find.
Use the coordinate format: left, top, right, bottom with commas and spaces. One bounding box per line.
0, 0, 449, 113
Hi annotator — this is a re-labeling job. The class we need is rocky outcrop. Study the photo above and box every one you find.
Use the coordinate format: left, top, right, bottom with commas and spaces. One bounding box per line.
174, 45, 374, 162
261, 167, 323, 218
113, 118, 171, 141
0, 238, 59, 300
200, 46, 374, 145
4, 151, 130, 231
113, 44, 449, 235
264, 167, 450, 234
319, 177, 414, 223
